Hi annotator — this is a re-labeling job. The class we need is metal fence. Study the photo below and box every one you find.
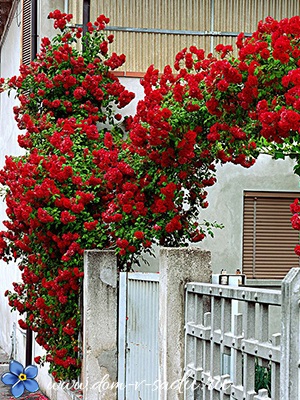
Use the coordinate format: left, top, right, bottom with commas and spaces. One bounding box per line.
184, 268, 300, 399
118, 272, 159, 400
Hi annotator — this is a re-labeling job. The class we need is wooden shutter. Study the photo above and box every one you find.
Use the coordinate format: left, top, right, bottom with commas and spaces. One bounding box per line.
22, 0, 31, 65
243, 192, 300, 279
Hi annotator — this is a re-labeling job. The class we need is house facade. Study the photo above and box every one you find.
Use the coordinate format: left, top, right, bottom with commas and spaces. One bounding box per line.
0, 0, 299, 398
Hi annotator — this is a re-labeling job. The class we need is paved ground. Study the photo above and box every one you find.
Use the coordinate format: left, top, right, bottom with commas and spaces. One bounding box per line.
0, 348, 49, 400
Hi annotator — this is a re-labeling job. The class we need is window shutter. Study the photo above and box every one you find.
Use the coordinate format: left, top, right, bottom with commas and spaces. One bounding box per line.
22, 0, 31, 65
243, 192, 300, 279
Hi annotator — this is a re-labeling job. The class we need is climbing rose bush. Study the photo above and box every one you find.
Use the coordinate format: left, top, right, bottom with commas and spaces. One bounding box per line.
0, 10, 136, 381
2, 10, 300, 382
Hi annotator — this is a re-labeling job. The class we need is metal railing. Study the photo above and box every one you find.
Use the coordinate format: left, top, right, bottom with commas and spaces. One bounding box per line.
184, 268, 300, 399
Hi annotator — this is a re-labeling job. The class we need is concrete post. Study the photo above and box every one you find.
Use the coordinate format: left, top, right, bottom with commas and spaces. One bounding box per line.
280, 267, 300, 400
158, 247, 211, 400
83, 250, 118, 400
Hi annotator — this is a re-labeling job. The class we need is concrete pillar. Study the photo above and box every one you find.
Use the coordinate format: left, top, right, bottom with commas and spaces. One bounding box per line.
83, 250, 118, 400
280, 267, 300, 399
158, 247, 211, 400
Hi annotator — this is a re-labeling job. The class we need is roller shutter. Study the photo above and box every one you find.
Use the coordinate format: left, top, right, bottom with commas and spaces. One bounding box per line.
243, 191, 300, 279
22, 0, 31, 65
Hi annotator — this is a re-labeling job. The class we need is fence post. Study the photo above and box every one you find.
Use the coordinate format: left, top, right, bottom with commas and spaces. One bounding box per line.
159, 247, 211, 400
83, 250, 118, 400
281, 267, 300, 400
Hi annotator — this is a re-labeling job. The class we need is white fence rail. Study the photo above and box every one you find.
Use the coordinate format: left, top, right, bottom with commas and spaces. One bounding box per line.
184, 268, 300, 399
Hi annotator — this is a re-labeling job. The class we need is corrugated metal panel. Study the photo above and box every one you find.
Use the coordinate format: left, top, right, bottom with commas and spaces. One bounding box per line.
214, 0, 300, 33
68, 0, 83, 26
93, 0, 212, 31
212, 0, 300, 54
104, 31, 212, 73
243, 192, 300, 279
22, 0, 31, 65
119, 272, 159, 400
71, 0, 212, 72
69, 0, 300, 72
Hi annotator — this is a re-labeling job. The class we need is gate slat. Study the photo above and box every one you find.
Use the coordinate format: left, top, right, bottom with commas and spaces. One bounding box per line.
119, 272, 159, 400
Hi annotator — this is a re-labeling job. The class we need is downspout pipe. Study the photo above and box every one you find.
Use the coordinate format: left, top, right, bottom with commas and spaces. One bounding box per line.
83, 0, 90, 37
31, 0, 38, 60
25, 0, 38, 367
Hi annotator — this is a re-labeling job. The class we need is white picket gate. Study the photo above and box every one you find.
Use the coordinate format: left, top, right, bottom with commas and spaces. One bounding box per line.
118, 272, 159, 400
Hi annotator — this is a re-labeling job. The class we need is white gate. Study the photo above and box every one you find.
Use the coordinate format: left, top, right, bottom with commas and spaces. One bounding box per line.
118, 272, 159, 400
184, 270, 300, 399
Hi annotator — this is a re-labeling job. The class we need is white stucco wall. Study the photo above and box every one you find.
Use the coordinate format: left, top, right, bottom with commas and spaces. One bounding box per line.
0, 2, 65, 397
200, 155, 299, 274
0, 1, 25, 360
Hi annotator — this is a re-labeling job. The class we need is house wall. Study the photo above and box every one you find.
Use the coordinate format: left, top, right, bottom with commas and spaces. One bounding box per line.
0, 1, 65, 398
201, 155, 299, 275
0, 0, 25, 360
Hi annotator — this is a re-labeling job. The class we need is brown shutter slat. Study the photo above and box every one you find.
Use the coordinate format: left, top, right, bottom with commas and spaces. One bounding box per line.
243, 192, 300, 279
22, 0, 31, 65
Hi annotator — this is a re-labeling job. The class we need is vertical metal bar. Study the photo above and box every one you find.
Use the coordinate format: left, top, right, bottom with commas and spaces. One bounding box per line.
118, 272, 127, 400
25, 328, 32, 366
185, 290, 197, 400
64, 0, 69, 14
195, 293, 204, 325
31, 0, 37, 59
210, 0, 214, 53
231, 314, 243, 386
203, 312, 211, 400
210, 295, 221, 400
257, 304, 269, 343
271, 334, 281, 399
83, 0, 90, 37
243, 302, 256, 395
253, 197, 257, 278
221, 297, 232, 334
221, 297, 231, 378
281, 268, 300, 399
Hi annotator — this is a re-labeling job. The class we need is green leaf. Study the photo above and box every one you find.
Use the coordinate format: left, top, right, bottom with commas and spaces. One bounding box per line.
274, 151, 286, 160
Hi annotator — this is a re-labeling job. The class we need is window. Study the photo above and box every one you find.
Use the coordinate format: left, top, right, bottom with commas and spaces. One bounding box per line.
243, 191, 300, 279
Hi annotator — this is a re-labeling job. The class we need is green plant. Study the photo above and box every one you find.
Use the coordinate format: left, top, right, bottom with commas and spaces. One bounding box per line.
255, 360, 271, 396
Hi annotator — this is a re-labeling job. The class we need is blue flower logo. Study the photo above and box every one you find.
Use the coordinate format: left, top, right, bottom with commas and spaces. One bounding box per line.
1, 360, 39, 398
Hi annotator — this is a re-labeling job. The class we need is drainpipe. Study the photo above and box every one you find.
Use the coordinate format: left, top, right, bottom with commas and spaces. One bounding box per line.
25, 0, 38, 367
64, 0, 69, 14
31, 0, 38, 60
83, 0, 90, 37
